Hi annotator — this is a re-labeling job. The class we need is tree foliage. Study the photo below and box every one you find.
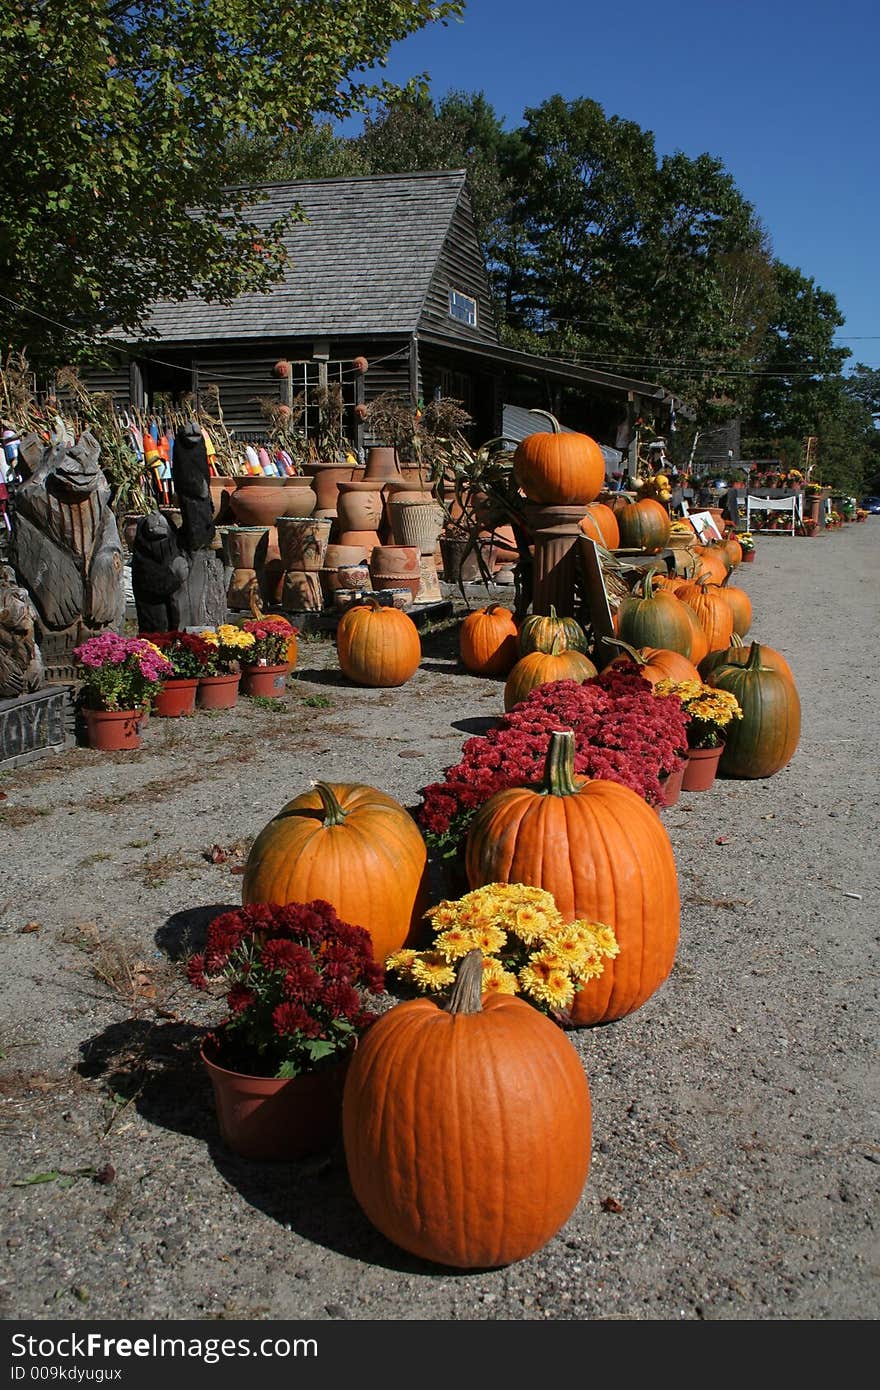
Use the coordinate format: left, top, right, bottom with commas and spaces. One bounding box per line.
0, 0, 464, 364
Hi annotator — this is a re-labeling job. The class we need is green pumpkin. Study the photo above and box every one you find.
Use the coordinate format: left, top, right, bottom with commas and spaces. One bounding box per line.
616, 571, 692, 658
707, 642, 801, 779
518, 605, 589, 657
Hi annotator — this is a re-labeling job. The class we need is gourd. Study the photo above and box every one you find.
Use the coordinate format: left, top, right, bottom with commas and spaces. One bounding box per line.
242, 781, 427, 963
512, 411, 605, 505
616, 571, 693, 656
465, 729, 680, 1026
604, 638, 701, 685
673, 579, 734, 653
503, 636, 597, 712
342, 949, 592, 1269
578, 502, 620, 550
336, 595, 421, 687
707, 642, 801, 779
458, 603, 519, 677
614, 498, 672, 553
518, 605, 589, 657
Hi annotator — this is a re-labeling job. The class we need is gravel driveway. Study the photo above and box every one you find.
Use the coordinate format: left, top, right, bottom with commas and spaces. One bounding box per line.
0, 521, 877, 1322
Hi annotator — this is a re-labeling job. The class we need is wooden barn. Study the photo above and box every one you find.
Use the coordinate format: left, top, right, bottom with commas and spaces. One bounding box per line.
87, 169, 684, 464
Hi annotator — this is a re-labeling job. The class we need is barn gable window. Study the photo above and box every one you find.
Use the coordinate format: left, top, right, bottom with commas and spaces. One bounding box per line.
448, 288, 477, 328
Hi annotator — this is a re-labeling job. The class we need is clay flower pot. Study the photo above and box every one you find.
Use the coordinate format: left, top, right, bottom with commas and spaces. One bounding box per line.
82, 707, 145, 751
301, 462, 364, 511
276, 516, 332, 572
336, 480, 385, 534
201, 1043, 350, 1162
153, 678, 199, 718
240, 664, 290, 698
682, 744, 724, 791
369, 544, 420, 579
363, 446, 401, 480
230, 477, 316, 525
387, 500, 445, 554
196, 673, 240, 710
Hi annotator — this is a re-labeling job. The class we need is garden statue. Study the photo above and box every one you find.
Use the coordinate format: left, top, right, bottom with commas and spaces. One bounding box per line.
9, 429, 125, 679
130, 511, 190, 633
165, 421, 226, 629
0, 563, 43, 698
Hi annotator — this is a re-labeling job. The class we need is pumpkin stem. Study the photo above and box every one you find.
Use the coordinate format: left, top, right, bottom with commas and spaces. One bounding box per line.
731, 632, 744, 648
746, 641, 763, 670
312, 781, 348, 826
601, 637, 646, 667
445, 949, 484, 1015
541, 728, 580, 797
527, 408, 562, 434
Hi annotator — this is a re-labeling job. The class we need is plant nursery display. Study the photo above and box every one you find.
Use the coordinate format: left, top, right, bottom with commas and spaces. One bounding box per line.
188, 899, 385, 1161
386, 882, 619, 1019
464, 729, 681, 1026
242, 780, 428, 964
239, 615, 298, 696
141, 629, 214, 716
73, 633, 173, 749
342, 948, 592, 1269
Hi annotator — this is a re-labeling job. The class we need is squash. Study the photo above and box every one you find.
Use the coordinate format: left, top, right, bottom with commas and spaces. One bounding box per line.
614, 498, 672, 553
616, 571, 693, 656
512, 411, 605, 505
504, 636, 597, 712
578, 502, 620, 549
465, 730, 679, 1026
673, 580, 734, 654
698, 632, 794, 685
707, 642, 801, 779
242, 781, 428, 963
518, 605, 589, 657
336, 595, 420, 687
604, 638, 702, 685
342, 949, 592, 1269
459, 603, 519, 677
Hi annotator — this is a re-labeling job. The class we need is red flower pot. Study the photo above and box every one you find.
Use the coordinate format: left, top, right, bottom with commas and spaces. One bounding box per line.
153, 678, 199, 717
201, 1044, 350, 1161
657, 757, 687, 807
240, 663, 290, 697
82, 707, 145, 751
740, 550, 755, 562
682, 744, 724, 791
196, 673, 240, 710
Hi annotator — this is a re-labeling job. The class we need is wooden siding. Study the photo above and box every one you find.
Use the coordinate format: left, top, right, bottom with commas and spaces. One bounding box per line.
418, 187, 498, 346
76, 357, 135, 410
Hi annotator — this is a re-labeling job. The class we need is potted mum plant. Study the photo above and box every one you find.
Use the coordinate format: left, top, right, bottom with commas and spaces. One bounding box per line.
186, 899, 386, 1160
140, 630, 214, 717
737, 531, 756, 562
386, 881, 619, 1026
197, 622, 256, 709
653, 678, 743, 790
239, 615, 299, 697
73, 633, 173, 750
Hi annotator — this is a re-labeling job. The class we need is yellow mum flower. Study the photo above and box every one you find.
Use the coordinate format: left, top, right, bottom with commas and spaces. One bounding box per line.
518, 954, 575, 1011
590, 923, 621, 958
385, 948, 418, 978
426, 901, 459, 930
410, 953, 456, 993
433, 928, 477, 961
468, 923, 508, 956
481, 957, 519, 995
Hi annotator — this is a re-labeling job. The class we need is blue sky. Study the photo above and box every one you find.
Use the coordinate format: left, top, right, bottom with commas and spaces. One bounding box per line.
368, 0, 879, 372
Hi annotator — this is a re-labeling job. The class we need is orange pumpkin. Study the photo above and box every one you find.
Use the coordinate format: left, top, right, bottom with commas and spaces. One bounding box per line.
616, 571, 693, 656
691, 544, 730, 586
578, 502, 620, 549
717, 583, 753, 637
465, 730, 680, 1026
614, 498, 672, 553
503, 638, 597, 712
722, 535, 743, 567
513, 411, 605, 505
336, 596, 421, 687
674, 580, 734, 653
678, 601, 709, 665
605, 638, 701, 685
242, 781, 428, 964
459, 603, 519, 677
342, 949, 592, 1269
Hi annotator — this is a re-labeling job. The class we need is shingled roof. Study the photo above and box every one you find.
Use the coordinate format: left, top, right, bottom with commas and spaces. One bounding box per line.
140, 169, 479, 344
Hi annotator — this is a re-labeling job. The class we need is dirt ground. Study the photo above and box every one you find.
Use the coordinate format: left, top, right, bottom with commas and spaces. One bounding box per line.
0, 522, 877, 1324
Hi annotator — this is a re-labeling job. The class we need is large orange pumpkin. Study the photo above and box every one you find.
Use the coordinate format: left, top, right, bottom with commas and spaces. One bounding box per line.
242, 781, 428, 963
459, 603, 519, 677
503, 638, 597, 712
614, 498, 672, 553
673, 580, 734, 653
604, 638, 701, 685
679, 599, 709, 665
512, 411, 605, 505
616, 571, 693, 656
691, 544, 730, 586
342, 949, 592, 1269
722, 535, 743, 567
336, 596, 421, 687
717, 583, 753, 637
465, 730, 680, 1025
578, 502, 620, 549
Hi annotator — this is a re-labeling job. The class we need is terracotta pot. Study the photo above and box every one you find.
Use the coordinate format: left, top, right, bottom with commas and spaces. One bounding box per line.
222, 526, 269, 569
383, 480, 436, 506
387, 500, 445, 554
369, 544, 420, 578
153, 678, 199, 718
82, 707, 145, 751
657, 757, 686, 807
682, 743, 724, 791
281, 570, 324, 612
740, 550, 755, 562
371, 573, 421, 602
439, 535, 496, 584
336, 479, 385, 534
240, 664, 290, 698
208, 476, 237, 522
301, 461, 364, 511
363, 446, 401, 480
196, 673, 240, 710
276, 516, 332, 572
230, 476, 316, 525
324, 542, 370, 569
201, 1043, 350, 1161
336, 528, 382, 551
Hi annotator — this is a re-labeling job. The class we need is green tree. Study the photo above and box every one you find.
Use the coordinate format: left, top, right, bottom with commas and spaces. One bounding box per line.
0, 0, 464, 366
